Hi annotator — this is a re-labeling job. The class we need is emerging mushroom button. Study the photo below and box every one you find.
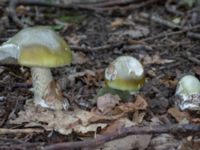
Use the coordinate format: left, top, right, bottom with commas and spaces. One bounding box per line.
175, 75, 200, 110
105, 56, 145, 93
0, 26, 72, 110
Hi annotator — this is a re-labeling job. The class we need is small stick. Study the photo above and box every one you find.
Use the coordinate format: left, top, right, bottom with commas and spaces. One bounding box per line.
140, 12, 182, 29
43, 124, 200, 150
0, 128, 44, 134
8, 0, 25, 28
142, 24, 200, 42
165, 0, 184, 16
187, 32, 200, 40
70, 43, 123, 52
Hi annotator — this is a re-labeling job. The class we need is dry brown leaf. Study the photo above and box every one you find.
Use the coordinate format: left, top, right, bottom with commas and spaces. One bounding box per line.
68, 69, 103, 86
110, 18, 125, 29
110, 18, 135, 29
97, 118, 151, 150
72, 51, 88, 65
193, 66, 200, 76
168, 107, 190, 123
68, 69, 95, 86
99, 134, 151, 150
103, 118, 135, 134
141, 54, 174, 65
10, 102, 107, 135
113, 27, 149, 39
132, 111, 146, 124
117, 95, 148, 112
159, 78, 178, 88
97, 93, 120, 114
191, 118, 200, 123
180, 137, 200, 150
150, 134, 179, 150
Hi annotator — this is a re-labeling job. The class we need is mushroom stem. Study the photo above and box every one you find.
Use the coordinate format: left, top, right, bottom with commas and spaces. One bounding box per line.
31, 67, 53, 107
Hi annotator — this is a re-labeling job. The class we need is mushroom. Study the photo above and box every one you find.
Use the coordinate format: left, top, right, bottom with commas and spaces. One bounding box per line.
175, 75, 200, 110
97, 56, 145, 101
104, 56, 145, 94
0, 26, 72, 110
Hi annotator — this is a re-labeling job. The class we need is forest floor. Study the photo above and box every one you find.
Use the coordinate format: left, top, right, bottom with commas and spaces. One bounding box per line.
0, 0, 200, 150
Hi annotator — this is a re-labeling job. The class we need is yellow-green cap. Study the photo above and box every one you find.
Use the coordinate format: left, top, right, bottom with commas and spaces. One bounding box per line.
105, 56, 145, 92
4, 26, 72, 68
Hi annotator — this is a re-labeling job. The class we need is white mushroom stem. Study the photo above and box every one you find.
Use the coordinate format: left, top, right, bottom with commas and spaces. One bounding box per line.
31, 67, 53, 108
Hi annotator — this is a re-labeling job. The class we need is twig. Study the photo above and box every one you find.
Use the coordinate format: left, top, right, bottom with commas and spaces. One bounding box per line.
97, 0, 162, 12
185, 51, 200, 65
7, 0, 102, 28
0, 128, 44, 134
187, 32, 200, 40
8, 0, 25, 28
122, 44, 153, 51
7, 0, 162, 28
43, 124, 200, 150
141, 24, 200, 42
140, 12, 182, 29
0, 142, 44, 150
83, 0, 136, 7
70, 43, 123, 52
165, 0, 184, 16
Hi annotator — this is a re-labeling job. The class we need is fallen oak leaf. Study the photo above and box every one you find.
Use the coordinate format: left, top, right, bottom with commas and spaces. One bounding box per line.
116, 95, 148, 112
91, 95, 148, 122
72, 51, 88, 65
97, 118, 151, 150
168, 107, 190, 123
10, 102, 107, 135
97, 93, 120, 114
141, 54, 174, 65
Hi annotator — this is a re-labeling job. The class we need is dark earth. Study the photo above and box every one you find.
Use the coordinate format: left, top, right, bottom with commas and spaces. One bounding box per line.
0, 0, 200, 150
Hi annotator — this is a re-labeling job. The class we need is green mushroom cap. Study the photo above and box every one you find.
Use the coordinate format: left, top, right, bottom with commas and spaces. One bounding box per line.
176, 75, 200, 97
105, 56, 145, 92
1, 26, 72, 68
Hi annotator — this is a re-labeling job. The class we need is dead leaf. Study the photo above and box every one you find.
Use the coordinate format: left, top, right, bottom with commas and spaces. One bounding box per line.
97, 93, 120, 114
150, 134, 179, 150
97, 134, 151, 150
180, 138, 200, 150
68, 69, 95, 86
68, 69, 104, 86
113, 28, 149, 39
117, 95, 148, 112
102, 118, 134, 134
159, 78, 178, 88
72, 51, 88, 65
168, 107, 190, 123
110, 18, 135, 29
97, 118, 151, 150
141, 54, 174, 65
193, 66, 200, 76
10, 102, 107, 135
191, 118, 200, 123
132, 111, 146, 124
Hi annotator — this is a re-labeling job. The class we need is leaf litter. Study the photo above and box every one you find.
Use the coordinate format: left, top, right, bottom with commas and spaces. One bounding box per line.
10, 95, 148, 137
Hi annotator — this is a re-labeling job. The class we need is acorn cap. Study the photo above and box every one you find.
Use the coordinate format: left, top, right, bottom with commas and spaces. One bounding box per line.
105, 56, 145, 92
3, 26, 72, 67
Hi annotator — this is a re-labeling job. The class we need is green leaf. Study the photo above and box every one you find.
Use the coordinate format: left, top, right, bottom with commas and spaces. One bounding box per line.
181, 0, 196, 7
58, 14, 85, 24
49, 24, 65, 31
95, 86, 132, 103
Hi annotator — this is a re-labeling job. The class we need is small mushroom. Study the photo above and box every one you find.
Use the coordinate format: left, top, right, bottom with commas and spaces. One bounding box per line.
0, 26, 72, 110
175, 75, 200, 110
105, 56, 145, 94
